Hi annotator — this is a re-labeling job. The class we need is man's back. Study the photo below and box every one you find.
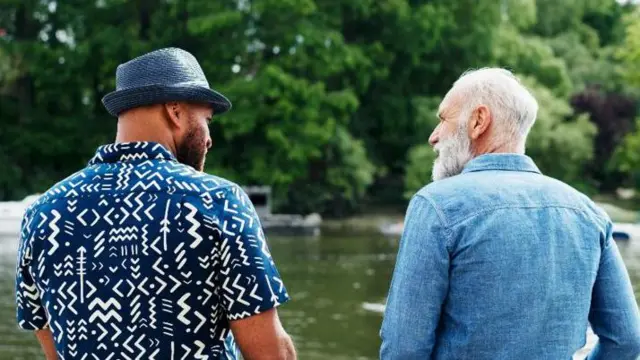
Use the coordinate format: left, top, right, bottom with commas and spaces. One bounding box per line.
16, 142, 289, 359
380, 154, 640, 359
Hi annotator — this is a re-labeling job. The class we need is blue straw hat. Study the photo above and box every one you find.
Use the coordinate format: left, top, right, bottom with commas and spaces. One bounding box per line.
102, 47, 231, 116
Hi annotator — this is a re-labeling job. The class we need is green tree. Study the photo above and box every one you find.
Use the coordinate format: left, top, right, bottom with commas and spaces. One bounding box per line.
522, 76, 597, 190
610, 117, 640, 184
0, 0, 377, 215
0, 0, 635, 215
338, 0, 503, 204
403, 144, 437, 198
618, 6, 640, 88
609, 6, 640, 190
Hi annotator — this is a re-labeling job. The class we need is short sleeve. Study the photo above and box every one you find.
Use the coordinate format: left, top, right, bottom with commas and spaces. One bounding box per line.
216, 185, 289, 320
15, 210, 48, 330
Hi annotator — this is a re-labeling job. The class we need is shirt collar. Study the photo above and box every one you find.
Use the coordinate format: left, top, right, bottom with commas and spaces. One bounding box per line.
461, 153, 541, 175
88, 141, 177, 165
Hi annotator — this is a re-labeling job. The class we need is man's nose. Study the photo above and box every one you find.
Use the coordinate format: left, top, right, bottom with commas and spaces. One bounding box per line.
429, 128, 439, 147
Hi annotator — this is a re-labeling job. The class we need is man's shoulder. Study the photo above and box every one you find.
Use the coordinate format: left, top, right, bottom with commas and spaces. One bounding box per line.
415, 172, 491, 205
24, 162, 245, 214
24, 168, 91, 215
415, 171, 609, 225
159, 165, 254, 212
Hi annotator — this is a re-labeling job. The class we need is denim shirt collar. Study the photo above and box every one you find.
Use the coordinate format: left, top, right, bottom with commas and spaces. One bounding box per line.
461, 153, 541, 174
88, 141, 177, 165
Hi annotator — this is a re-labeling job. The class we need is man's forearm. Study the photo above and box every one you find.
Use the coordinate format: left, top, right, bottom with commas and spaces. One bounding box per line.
280, 333, 297, 360
587, 340, 640, 360
240, 332, 296, 360
588, 236, 640, 360
35, 328, 57, 360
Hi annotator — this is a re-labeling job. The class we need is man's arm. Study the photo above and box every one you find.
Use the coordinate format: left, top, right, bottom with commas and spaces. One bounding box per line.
15, 210, 55, 358
35, 328, 57, 360
230, 308, 296, 360
380, 194, 451, 359
586, 221, 640, 360
216, 185, 295, 359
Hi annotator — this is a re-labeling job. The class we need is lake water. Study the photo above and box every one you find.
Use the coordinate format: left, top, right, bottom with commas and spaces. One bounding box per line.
0, 231, 638, 359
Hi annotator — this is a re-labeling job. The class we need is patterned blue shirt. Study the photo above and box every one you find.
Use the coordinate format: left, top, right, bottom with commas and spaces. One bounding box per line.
15, 142, 290, 359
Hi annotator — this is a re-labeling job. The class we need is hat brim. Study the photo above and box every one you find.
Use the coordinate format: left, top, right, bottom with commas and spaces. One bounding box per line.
101, 84, 232, 117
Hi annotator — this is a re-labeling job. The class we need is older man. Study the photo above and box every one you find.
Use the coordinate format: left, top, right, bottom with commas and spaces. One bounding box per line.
15, 48, 295, 359
380, 68, 640, 359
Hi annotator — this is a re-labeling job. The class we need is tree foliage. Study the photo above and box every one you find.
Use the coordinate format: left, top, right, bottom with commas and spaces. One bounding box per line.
1, 0, 639, 214
618, 5, 640, 88
522, 76, 598, 190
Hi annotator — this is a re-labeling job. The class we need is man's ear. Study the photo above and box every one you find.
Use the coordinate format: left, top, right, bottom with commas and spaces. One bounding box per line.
469, 105, 492, 140
163, 102, 183, 129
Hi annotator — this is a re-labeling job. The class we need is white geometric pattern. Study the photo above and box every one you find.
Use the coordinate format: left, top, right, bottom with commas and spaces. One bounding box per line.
15, 142, 289, 359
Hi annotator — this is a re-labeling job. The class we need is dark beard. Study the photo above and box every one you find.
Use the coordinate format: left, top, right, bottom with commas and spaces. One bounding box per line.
176, 127, 206, 171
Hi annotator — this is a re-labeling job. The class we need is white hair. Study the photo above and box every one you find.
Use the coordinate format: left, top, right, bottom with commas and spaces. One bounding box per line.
449, 67, 538, 153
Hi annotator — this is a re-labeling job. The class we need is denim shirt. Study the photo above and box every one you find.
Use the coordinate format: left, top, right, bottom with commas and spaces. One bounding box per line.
380, 154, 640, 360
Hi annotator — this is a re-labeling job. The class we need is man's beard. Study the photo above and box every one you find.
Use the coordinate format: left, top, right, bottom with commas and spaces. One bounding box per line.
176, 123, 207, 171
432, 125, 474, 181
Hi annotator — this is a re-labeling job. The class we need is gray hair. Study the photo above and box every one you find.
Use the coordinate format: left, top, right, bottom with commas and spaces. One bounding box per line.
450, 67, 538, 153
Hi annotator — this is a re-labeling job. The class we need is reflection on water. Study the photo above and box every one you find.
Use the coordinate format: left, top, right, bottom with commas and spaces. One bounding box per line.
0, 232, 638, 359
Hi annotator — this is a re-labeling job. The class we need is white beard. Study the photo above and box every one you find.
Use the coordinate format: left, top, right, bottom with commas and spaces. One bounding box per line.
432, 126, 474, 181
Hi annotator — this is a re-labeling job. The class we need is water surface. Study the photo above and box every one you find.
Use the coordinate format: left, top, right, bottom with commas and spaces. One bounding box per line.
0, 232, 638, 359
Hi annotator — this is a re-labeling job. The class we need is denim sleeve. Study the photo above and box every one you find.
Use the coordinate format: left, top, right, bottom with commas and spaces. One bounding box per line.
587, 222, 640, 360
380, 194, 450, 360
216, 185, 289, 321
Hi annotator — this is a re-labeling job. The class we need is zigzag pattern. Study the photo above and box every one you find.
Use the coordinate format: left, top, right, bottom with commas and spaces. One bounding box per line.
134, 334, 146, 360
120, 152, 148, 161
149, 297, 157, 329
234, 235, 251, 266
19, 282, 42, 317
109, 227, 138, 235
47, 210, 62, 255
15, 141, 290, 359
228, 311, 252, 320
131, 180, 161, 191
184, 203, 203, 248
177, 293, 191, 325
66, 280, 79, 315
194, 340, 208, 360
88, 298, 123, 323
130, 192, 144, 221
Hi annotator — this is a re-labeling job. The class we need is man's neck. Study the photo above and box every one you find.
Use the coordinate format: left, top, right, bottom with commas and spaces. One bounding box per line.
115, 116, 178, 157
114, 133, 178, 157
473, 138, 522, 156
